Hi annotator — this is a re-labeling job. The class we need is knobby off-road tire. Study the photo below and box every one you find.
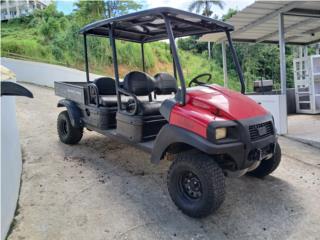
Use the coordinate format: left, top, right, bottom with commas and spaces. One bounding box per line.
167, 151, 225, 218
57, 110, 83, 144
247, 142, 282, 178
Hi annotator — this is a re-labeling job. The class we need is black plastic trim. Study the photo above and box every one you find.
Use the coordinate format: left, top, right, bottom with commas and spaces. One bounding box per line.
151, 124, 244, 165
1, 81, 33, 98
207, 120, 239, 144
159, 98, 176, 121
57, 99, 83, 128
152, 114, 277, 170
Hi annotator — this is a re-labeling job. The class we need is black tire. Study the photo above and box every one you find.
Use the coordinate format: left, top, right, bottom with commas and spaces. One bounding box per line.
57, 110, 83, 145
247, 142, 281, 178
167, 151, 225, 218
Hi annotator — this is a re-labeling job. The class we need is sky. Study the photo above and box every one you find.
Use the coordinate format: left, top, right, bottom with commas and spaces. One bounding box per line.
56, 0, 255, 17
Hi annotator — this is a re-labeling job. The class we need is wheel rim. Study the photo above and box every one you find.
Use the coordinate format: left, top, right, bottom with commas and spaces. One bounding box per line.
61, 120, 68, 137
179, 171, 203, 200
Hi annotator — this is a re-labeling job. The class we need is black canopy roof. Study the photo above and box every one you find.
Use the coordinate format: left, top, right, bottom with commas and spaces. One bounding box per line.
79, 7, 234, 43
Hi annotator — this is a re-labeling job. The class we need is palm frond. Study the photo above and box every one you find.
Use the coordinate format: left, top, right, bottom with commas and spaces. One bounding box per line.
188, 1, 199, 12
188, 0, 224, 15
188, 0, 207, 13
208, 0, 224, 9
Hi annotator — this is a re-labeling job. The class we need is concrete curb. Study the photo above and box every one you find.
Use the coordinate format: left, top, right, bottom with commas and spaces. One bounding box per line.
283, 135, 320, 149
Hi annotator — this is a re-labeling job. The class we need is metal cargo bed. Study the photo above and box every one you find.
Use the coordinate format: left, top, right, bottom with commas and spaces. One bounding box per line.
54, 81, 88, 104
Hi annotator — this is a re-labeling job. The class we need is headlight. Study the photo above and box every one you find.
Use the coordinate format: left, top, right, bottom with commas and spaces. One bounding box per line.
215, 127, 227, 140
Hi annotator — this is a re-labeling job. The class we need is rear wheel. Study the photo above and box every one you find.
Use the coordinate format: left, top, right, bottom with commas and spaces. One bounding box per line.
57, 110, 83, 144
247, 142, 281, 178
167, 151, 225, 218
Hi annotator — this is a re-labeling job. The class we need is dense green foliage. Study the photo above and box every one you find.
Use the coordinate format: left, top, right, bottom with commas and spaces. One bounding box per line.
210, 42, 296, 90
1, 1, 233, 87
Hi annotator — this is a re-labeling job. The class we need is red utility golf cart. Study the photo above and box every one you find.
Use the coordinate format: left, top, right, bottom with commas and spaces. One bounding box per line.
55, 7, 281, 218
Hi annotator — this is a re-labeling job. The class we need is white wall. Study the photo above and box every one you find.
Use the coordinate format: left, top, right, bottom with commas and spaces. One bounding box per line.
1, 92, 22, 240
249, 94, 288, 135
1, 58, 103, 88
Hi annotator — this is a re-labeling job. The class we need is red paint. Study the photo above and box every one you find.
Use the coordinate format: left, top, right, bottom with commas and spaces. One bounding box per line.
169, 85, 268, 138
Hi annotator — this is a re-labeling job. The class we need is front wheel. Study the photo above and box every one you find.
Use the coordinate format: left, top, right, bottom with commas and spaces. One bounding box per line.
167, 151, 225, 218
57, 110, 83, 144
247, 142, 282, 178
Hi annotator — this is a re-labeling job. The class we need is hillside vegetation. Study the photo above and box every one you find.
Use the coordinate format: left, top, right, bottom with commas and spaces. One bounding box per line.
1, 3, 244, 89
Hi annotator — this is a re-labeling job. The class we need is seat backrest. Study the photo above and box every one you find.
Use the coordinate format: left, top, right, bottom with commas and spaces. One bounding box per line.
123, 71, 155, 96
154, 72, 177, 95
94, 77, 116, 95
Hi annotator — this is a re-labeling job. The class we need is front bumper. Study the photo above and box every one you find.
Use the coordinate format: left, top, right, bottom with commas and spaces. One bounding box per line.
206, 114, 277, 170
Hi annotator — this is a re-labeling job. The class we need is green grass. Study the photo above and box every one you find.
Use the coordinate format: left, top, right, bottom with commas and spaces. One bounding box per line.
1, 21, 240, 90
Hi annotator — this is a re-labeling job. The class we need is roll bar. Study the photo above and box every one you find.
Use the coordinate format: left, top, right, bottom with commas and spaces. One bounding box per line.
226, 31, 246, 94
82, 10, 246, 106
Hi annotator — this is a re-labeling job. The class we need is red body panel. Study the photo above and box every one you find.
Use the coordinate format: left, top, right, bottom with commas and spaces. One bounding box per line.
169, 85, 268, 138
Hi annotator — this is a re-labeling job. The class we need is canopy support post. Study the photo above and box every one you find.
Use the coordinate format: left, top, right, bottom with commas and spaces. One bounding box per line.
173, 56, 177, 80
172, 39, 177, 79
221, 41, 228, 88
278, 12, 288, 134
108, 26, 121, 110
141, 43, 145, 72
226, 31, 245, 94
279, 13, 287, 95
83, 34, 90, 83
164, 16, 186, 105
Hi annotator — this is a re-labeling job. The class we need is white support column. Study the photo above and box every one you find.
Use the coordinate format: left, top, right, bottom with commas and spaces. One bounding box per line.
278, 13, 288, 134
299, 46, 303, 58
208, 42, 211, 59
221, 41, 228, 88
26, 0, 29, 14
279, 13, 286, 95
303, 46, 308, 57
6, 0, 10, 19
16, 0, 20, 17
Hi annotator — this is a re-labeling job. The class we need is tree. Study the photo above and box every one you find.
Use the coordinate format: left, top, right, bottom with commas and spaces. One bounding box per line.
73, 1, 142, 23
105, 0, 142, 18
188, 0, 224, 17
29, 3, 66, 42
188, 0, 224, 59
222, 8, 237, 21
74, 0, 106, 24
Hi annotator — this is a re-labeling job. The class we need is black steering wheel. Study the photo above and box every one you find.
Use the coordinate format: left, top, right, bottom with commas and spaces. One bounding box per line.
188, 73, 212, 87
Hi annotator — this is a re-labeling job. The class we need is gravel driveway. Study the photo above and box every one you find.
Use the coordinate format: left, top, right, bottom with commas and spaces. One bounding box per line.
8, 83, 320, 240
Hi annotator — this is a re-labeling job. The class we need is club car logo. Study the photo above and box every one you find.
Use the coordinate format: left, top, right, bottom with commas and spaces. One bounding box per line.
257, 125, 267, 136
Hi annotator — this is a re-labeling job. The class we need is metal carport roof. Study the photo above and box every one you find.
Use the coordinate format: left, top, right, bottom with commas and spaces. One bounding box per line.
200, 1, 320, 45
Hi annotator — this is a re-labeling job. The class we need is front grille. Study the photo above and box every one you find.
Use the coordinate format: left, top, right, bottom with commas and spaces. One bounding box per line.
249, 121, 274, 141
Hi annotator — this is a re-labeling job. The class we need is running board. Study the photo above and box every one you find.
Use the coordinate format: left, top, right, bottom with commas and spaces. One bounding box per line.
87, 126, 155, 153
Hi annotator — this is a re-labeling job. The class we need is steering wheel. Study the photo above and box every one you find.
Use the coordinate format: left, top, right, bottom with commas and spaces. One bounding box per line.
188, 73, 212, 87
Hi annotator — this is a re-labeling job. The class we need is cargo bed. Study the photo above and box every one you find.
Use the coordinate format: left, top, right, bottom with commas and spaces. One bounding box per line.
54, 82, 89, 105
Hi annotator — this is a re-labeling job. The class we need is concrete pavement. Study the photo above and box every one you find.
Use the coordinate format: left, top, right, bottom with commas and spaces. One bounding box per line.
287, 114, 320, 148
7, 83, 320, 240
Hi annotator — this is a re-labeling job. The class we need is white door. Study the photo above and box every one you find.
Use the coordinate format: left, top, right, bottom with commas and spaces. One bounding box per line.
294, 57, 313, 113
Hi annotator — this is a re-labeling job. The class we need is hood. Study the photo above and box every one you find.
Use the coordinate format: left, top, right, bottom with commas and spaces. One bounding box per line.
186, 85, 268, 120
